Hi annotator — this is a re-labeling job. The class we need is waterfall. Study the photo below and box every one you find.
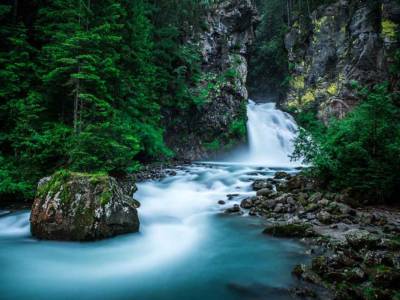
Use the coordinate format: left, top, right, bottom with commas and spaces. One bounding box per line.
245, 100, 298, 166
225, 100, 299, 167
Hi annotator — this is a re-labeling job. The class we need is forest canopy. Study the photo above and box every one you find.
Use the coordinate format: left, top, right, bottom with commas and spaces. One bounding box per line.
0, 0, 213, 201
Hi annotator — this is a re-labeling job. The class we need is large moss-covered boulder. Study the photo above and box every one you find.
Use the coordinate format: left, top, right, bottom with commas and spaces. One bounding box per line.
30, 171, 140, 241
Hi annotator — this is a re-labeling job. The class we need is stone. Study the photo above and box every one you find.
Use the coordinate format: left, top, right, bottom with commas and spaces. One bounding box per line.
249, 207, 257, 216
311, 256, 328, 275
286, 175, 308, 191
256, 188, 273, 197
263, 223, 317, 238
227, 193, 239, 200
317, 210, 332, 224
273, 203, 284, 213
309, 192, 323, 203
305, 203, 319, 212
306, 213, 316, 220
30, 171, 140, 241
318, 199, 329, 207
252, 179, 273, 191
346, 267, 366, 283
218, 200, 226, 205
274, 171, 290, 179
262, 199, 278, 210
286, 197, 296, 205
336, 203, 353, 215
282, 0, 388, 123
224, 204, 241, 214
240, 197, 254, 209
291, 287, 317, 299
344, 229, 379, 249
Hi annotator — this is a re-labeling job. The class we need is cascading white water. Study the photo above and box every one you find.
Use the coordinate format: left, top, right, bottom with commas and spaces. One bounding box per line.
225, 100, 299, 167
245, 100, 298, 166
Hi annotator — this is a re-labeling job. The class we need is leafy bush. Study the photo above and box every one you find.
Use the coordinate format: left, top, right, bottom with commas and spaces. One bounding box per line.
292, 84, 400, 203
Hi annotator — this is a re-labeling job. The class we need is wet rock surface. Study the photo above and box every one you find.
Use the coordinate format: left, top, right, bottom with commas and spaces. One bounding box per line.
228, 170, 400, 300
30, 171, 140, 241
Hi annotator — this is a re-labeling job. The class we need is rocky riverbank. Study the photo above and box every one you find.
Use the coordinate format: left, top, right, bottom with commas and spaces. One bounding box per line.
224, 171, 400, 300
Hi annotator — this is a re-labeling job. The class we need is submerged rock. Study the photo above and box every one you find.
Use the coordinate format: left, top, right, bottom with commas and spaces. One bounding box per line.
30, 171, 140, 241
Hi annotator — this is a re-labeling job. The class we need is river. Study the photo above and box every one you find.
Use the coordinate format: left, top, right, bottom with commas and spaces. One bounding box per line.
0, 101, 307, 300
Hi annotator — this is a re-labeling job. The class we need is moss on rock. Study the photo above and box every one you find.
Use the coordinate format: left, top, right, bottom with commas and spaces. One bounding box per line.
30, 171, 140, 241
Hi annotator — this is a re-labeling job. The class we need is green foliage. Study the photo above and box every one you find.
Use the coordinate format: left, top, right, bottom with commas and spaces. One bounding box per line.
204, 139, 221, 151
229, 119, 247, 139
0, 0, 208, 201
292, 84, 400, 202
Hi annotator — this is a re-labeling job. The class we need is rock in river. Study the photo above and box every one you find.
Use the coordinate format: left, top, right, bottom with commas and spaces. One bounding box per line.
30, 171, 140, 241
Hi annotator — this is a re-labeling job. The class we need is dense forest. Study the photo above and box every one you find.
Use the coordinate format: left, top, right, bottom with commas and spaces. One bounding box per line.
0, 0, 216, 201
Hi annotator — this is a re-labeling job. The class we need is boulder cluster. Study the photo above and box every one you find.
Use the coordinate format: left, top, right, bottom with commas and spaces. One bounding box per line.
225, 171, 400, 299
294, 230, 400, 300
235, 172, 358, 226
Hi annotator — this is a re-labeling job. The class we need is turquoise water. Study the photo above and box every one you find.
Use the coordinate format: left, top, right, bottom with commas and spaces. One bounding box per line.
0, 164, 308, 300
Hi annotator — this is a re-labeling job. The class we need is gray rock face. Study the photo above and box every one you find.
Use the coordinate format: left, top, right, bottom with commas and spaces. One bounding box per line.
282, 0, 399, 123
166, 0, 259, 160
30, 172, 140, 241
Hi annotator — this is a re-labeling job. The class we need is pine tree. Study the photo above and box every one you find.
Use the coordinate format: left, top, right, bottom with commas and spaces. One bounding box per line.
0, 4, 45, 199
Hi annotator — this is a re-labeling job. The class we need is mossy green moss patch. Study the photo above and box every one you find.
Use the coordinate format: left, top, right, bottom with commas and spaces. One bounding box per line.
100, 190, 112, 206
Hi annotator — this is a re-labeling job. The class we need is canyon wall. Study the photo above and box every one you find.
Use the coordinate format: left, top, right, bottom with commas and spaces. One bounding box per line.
282, 0, 400, 123
166, 0, 258, 160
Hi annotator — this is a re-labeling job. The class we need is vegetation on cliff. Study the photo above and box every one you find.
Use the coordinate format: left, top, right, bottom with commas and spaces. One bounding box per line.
287, 0, 400, 204
292, 83, 400, 203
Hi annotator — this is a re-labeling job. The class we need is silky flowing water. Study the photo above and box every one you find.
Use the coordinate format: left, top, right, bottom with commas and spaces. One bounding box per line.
0, 101, 308, 300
